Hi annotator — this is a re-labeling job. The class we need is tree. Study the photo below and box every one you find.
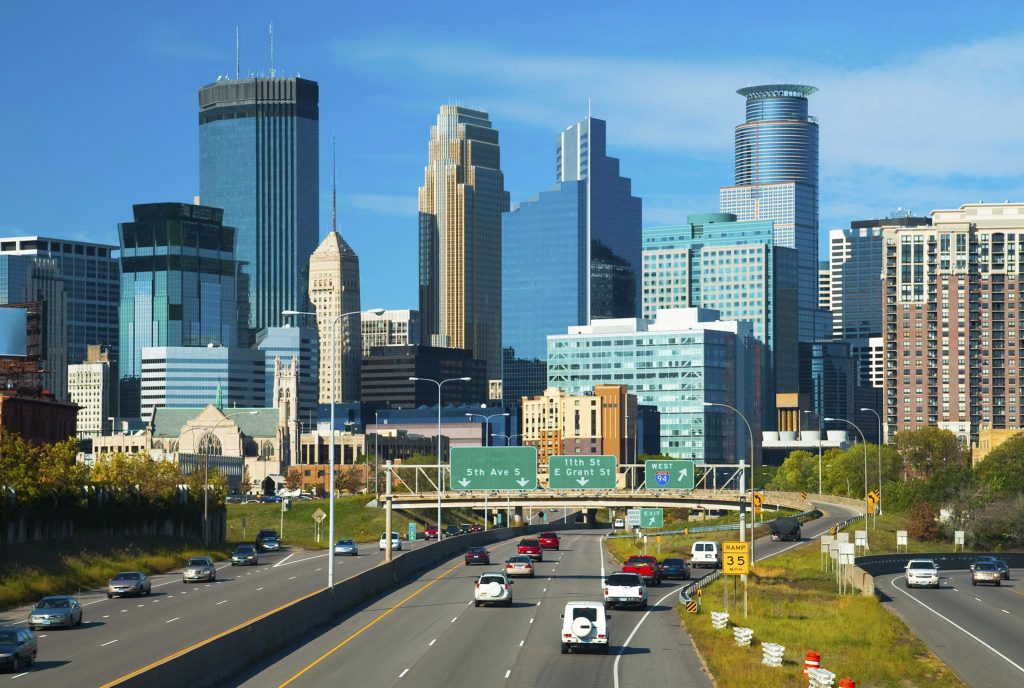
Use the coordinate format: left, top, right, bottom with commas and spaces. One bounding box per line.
0, 432, 86, 506
90, 452, 184, 504
908, 500, 940, 541
893, 427, 968, 479
285, 467, 302, 491
241, 465, 252, 494
975, 432, 1024, 498
767, 450, 818, 492
335, 465, 364, 494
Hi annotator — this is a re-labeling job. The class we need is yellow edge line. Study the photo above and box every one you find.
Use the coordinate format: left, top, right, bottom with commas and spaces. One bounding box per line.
98, 565, 376, 688
278, 560, 464, 687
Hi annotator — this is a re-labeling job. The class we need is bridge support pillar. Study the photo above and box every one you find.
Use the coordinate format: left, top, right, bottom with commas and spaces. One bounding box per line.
514, 506, 523, 526
585, 508, 597, 528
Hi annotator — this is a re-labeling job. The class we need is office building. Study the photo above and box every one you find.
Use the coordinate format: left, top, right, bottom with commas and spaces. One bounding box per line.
883, 202, 1024, 446
818, 260, 831, 313
118, 203, 246, 418
0, 237, 119, 392
720, 84, 824, 342
0, 391, 78, 444
139, 346, 265, 422
199, 76, 319, 339
309, 230, 362, 403
68, 345, 112, 438
642, 213, 799, 403
361, 345, 487, 409
547, 308, 762, 464
418, 105, 509, 380
503, 116, 641, 406
0, 257, 67, 399
361, 309, 419, 355
255, 324, 318, 429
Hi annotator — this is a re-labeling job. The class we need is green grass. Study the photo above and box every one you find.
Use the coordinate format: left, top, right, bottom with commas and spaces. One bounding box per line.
0, 536, 233, 610
861, 512, 960, 555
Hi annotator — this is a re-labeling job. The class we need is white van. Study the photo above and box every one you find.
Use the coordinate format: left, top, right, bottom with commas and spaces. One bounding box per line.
690, 541, 721, 568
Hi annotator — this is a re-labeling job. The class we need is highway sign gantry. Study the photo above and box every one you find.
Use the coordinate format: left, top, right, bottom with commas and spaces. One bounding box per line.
548, 455, 616, 489
640, 507, 664, 528
450, 446, 538, 490
644, 459, 695, 490
722, 541, 751, 575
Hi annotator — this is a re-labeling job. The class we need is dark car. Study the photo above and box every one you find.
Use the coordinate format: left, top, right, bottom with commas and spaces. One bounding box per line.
260, 495, 282, 503
226, 493, 244, 504
464, 547, 491, 566
257, 535, 281, 552
445, 525, 460, 538
659, 557, 691, 580
28, 595, 83, 629
459, 523, 472, 534
0, 628, 36, 672
107, 571, 152, 598
232, 544, 259, 566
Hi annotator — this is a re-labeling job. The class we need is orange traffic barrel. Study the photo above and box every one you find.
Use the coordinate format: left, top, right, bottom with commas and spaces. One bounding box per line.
804, 650, 820, 676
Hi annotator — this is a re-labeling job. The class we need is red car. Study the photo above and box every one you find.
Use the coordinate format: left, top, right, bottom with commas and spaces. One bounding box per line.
517, 538, 544, 561
464, 547, 491, 566
623, 555, 662, 586
538, 532, 560, 550
469, 525, 484, 533
424, 525, 438, 540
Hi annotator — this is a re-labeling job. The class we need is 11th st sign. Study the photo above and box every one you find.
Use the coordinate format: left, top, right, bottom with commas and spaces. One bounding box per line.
548, 455, 616, 489
644, 459, 695, 490
450, 447, 538, 490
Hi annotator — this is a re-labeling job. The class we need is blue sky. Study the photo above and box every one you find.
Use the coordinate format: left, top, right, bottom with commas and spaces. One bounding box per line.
4, 2, 1024, 310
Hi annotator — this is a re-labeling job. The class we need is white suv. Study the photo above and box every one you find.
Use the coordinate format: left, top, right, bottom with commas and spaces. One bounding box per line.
560, 601, 610, 654
905, 559, 940, 589
690, 541, 721, 568
378, 532, 402, 551
474, 573, 514, 607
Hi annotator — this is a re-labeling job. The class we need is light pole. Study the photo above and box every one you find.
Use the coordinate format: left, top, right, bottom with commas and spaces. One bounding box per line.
284, 307, 384, 590
410, 376, 471, 539
859, 407, 884, 515
802, 409, 823, 495
373, 410, 381, 496
467, 412, 509, 447
826, 417, 868, 517
490, 433, 522, 446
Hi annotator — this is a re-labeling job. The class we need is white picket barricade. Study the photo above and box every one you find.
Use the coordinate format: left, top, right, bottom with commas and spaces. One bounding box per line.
710, 611, 729, 629
808, 667, 836, 688
761, 642, 785, 666
733, 626, 753, 647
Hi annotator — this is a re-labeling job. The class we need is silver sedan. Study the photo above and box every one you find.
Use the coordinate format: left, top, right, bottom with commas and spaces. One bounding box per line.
183, 556, 217, 583
334, 539, 359, 556
107, 571, 152, 598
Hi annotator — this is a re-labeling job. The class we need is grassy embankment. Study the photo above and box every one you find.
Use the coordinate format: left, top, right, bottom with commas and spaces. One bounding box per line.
606, 510, 964, 688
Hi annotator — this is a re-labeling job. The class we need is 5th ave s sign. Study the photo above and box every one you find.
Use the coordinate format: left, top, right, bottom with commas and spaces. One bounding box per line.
450, 446, 538, 490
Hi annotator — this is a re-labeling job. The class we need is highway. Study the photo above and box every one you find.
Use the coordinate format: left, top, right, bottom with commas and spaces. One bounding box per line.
877, 568, 1024, 687
0, 540, 417, 686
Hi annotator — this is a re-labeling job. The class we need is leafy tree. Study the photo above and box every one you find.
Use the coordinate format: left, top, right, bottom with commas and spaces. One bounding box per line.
975, 432, 1024, 498
908, 500, 940, 541
0, 432, 86, 506
767, 450, 819, 493
284, 467, 302, 491
241, 465, 252, 493
893, 427, 967, 479
90, 452, 185, 504
335, 465, 364, 494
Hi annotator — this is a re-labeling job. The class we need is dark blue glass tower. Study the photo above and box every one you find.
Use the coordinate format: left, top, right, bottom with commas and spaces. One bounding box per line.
198, 77, 319, 343
502, 117, 641, 405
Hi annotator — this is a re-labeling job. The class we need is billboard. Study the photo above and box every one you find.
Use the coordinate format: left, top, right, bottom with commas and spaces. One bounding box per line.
0, 308, 28, 356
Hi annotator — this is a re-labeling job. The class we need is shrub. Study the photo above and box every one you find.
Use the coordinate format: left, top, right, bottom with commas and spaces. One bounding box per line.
908, 501, 940, 541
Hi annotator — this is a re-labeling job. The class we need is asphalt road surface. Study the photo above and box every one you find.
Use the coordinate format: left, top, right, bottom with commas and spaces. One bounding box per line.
876, 567, 1024, 687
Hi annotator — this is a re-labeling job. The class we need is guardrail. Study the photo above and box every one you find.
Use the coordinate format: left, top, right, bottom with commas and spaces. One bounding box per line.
611, 509, 820, 540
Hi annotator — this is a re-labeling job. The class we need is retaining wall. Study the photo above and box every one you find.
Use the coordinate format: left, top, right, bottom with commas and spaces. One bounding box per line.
849, 552, 1024, 598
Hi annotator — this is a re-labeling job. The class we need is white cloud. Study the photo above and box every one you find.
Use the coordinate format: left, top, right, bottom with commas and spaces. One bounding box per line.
347, 193, 418, 217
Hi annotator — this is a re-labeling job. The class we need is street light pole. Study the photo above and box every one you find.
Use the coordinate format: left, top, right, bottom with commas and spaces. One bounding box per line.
826, 417, 869, 520
283, 307, 384, 590
410, 376, 471, 539
802, 409, 823, 495
466, 412, 509, 447
374, 410, 380, 496
491, 433, 522, 446
860, 407, 883, 515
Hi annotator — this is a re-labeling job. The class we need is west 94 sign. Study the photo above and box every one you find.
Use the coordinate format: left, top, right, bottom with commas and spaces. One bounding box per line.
722, 541, 751, 575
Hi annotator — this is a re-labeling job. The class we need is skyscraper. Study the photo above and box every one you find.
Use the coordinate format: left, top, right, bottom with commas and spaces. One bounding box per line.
502, 117, 641, 404
720, 84, 822, 342
117, 203, 246, 418
0, 255, 67, 398
308, 230, 361, 403
254, 324, 318, 428
198, 76, 319, 341
418, 105, 509, 381
68, 345, 112, 438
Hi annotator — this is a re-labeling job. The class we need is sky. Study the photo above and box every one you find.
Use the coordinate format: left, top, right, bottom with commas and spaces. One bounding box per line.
4, 1, 1024, 311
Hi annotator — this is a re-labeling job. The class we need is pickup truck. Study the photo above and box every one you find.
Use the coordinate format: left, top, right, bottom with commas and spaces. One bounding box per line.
622, 555, 661, 586
603, 572, 647, 610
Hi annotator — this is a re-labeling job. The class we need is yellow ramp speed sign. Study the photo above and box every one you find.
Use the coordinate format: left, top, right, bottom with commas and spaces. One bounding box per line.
722, 541, 751, 575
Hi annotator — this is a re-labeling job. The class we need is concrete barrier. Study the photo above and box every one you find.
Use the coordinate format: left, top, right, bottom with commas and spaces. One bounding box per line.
848, 552, 1024, 599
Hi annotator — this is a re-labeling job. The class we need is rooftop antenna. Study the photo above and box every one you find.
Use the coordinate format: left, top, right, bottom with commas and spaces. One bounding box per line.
331, 134, 337, 234
235, 27, 240, 80
269, 22, 275, 77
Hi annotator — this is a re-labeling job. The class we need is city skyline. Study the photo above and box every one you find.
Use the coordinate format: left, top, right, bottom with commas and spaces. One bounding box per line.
5, 4, 1024, 313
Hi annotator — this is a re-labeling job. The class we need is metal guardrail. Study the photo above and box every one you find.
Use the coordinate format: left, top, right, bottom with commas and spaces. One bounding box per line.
610, 509, 820, 540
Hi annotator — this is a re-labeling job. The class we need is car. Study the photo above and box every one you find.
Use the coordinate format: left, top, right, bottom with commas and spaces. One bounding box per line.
504, 555, 535, 577
517, 539, 544, 561
445, 525, 460, 538
424, 525, 439, 540
255, 529, 279, 543
28, 595, 82, 629
623, 555, 661, 586
993, 559, 1011, 580
474, 572, 514, 607
464, 547, 491, 566
969, 555, 999, 573
769, 516, 802, 542
334, 538, 359, 556
0, 629, 36, 672
603, 572, 647, 610
469, 524, 484, 533
690, 541, 721, 569
538, 532, 560, 550
107, 571, 152, 598
460, 523, 472, 534
225, 493, 244, 504
904, 559, 940, 589
560, 601, 610, 654
379, 531, 402, 551
257, 535, 281, 552
659, 557, 691, 580
260, 494, 283, 503
613, 518, 625, 529
183, 556, 217, 583
972, 561, 1003, 586
232, 544, 259, 566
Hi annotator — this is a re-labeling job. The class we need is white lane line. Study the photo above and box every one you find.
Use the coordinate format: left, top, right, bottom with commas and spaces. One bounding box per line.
217, 600, 228, 606
101, 639, 119, 647
120, 610, 127, 613
543, 588, 547, 592
10, 672, 28, 679
102, 615, 109, 619
288, 576, 297, 581
256, 587, 264, 591
975, 597, 982, 601
505, 669, 512, 679
529, 618, 534, 624
399, 669, 409, 678
614, 584, 683, 688
536, 601, 541, 607
429, 639, 437, 646
1003, 609, 1011, 614
519, 640, 524, 647
888, 577, 1024, 675
137, 604, 144, 608
36, 635, 47, 638
165, 617, 180, 623
273, 553, 296, 568
451, 617, 458, 623
273, 552, 327, 568
316, 568, 322, 572
548, 578, 552, 581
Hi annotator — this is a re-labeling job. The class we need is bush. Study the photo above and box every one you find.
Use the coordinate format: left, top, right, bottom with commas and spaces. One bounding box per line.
908, 501, 940, 541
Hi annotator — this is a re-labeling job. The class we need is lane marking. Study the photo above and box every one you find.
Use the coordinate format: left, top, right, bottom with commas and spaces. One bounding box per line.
273, 553, 296, 568
165, 617, 180, 623
975, 597, 982, 602
451, 617, 458, 623
399, 669, 409, 678
529, 618, 534, 624
888, 577, 1024, 675
256, 588, 264, 592
217, 600, 228, 606
101, 639, 119, 647
429, 639, 436, 646
1002, 609, 1010, 614
289, 576, 297, 581
505, 669, 512, 679
519, 640, 524, 647
10, 672, 28, 679
277, 560, 464, 688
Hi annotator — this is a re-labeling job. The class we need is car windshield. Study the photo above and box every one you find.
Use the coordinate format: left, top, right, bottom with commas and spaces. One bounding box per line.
976, 562, 997, 571
261, 536, 277, 542
541, 532, 557, 538
37, 598, 69, 609
664, 558, 685, 566
337, 540, 354, 546
908, 561, 935, 570
480, 575, 506, 585
467, 548, 486, 554
236, 546, 254, 553
624, 557, 647, 565
520, 540, 539, 547
572, 607, 598, 622
187, 559, 209, 567
113, 573, 141, 581
508, 556, 531, 564
607, 574, 642, 586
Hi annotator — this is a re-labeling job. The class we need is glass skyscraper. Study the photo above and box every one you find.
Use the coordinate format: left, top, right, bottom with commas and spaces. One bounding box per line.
502, 117, 641, 405
117, 203, 246, 418
720, 84, 822, 343
198, 77, 319, 342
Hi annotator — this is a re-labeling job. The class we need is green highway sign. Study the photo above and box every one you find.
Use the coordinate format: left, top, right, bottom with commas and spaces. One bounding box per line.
450, 446, 538, 490
644, 459, 695, 490
640, 508, 664, 528
548, 455, 616, 489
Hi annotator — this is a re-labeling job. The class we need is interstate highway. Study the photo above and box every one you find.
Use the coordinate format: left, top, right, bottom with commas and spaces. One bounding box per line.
0, 542, 412, 687
877, 568, 1024, 687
